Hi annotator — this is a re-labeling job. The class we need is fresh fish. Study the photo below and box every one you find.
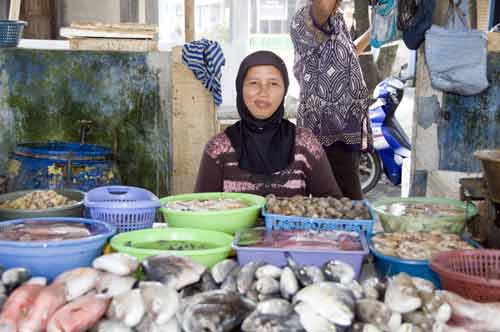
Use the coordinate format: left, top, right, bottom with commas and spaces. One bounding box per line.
403, 311, 434, 331
92, 319, 134, 332
438, 290, 500, 332
361, 278, 382, 300
140, 283, 179, 325
349, 323, 384, 332
46, 292, 110, 332
280, 266, 299, 300
2, 268, 30, 293
95, 272, 136, 298
237, 261, 264, 294
322, 260, 355, 284
0, 282, 45, 332
255, 277, 280, 295
18, 282, 67, 332
295, 302, 338, 332
142, 254, 206, 290
356, 299, 402, 331
418, 291, 451, 323
257, 293, 281, 302
54, 267, 101, 301
294, 282, 355, 326
396, 323, 423, 332
411, 277, 435, 294
256, 299, 292, 316
220, 266, 240, 292
299, 266, 325, 286
255, 265, 282, 279
384, 273, 422, 313
136, 315, 181, 332
200, 270, 218, 292
210, 259, 238, 284
241, 311, 305, 332
107, 289, 145, 327
344, 280, 364, 300
93, 253, 139, 276
180, 290, 255, 332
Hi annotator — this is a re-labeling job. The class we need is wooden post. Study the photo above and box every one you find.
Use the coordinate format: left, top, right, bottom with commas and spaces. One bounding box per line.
185, 0, 194, 42
9, 0, 21, 20
171, 46, 218, 194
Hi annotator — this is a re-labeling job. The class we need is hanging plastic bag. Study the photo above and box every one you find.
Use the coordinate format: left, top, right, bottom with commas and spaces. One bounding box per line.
370, 0, 400, 48
401, 0, 436, 50
425, 0, 489, 96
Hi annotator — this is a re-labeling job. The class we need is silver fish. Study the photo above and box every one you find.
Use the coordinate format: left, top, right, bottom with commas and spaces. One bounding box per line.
200, 270, 218, 292
411, 277, 435, 294
403, 311, 435, 331
180, 290, 255, 332
295, 302, 338, 332
299, 266, 325, 286
255, 277, 280, 295
256, 299, 293, 316
237, 262, 263, 294
140, 283, 179, 325
349, 323, 384, 332
136, 315, 181, 332
96, 272, 136, 298
322, 260, 355, 284
255, 265, 282, 279
356, 299, 402, 331
93, 253, 139, 276
343, 280, 364, 300
419, 291, 451, 323
210, 259, 238, 284
142, 254, 206, 290
384, 274, 422, 313
280, 266, 299, 300
107, 288, 145, 327
257, 293, 281, 302
241, 311, 305, 332
92, 319, 134, 332
220, 266, 241, 292
55, 267, 101, 301
2, 268, 30, 293
294, 282, 355, 326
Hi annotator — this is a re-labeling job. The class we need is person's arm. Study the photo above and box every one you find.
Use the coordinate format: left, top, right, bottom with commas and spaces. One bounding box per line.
307, 150, 343, 197
311, 0, 339, 28
354, 28, 371, 55
194, 149, 224, 193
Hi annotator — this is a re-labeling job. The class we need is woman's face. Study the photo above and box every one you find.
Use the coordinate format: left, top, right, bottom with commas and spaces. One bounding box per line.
243, 65, 285, 120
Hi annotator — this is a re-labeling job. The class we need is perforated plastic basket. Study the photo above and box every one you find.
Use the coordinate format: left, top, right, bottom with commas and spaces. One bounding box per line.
430, 249, 500, 302
84, 186, 160, 233
262, 200, 376, 239
0, 20, 27, 48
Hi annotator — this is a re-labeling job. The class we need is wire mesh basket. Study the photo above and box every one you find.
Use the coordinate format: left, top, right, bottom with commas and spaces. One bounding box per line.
0, 20, 27, 48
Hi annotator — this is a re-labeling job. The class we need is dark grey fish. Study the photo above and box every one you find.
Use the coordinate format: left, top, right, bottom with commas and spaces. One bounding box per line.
256, 299, 292, 316
241, 311, 305, 332
210, 259, 238, 284
356, 299, 402, 331
322, 259, 355, 284
279, 267, 299, 300
142, 254, 206, 290
180, 290, 256, 332
200, 270, 219, 292
220, 266, 241, 292
298, 265, 325, 286
237, 261, 264, 294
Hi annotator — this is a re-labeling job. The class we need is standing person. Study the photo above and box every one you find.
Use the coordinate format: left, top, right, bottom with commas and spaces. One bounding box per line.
195, 50, 342, 198
290, 0, 372, 199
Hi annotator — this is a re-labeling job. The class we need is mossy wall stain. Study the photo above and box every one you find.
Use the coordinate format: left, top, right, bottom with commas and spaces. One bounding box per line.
438, 53, 500, 172
0, 49, 170, 195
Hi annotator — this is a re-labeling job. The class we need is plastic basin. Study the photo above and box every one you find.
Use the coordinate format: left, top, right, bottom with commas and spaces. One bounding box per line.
159, 192, 266, 234
0, 217, 116, 280
110, 227, 234, 267
372, 197, 477, 234
0, 189, 85, 221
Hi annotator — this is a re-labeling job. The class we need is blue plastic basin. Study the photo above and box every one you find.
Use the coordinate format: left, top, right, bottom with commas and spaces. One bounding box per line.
0, 217, 116, 280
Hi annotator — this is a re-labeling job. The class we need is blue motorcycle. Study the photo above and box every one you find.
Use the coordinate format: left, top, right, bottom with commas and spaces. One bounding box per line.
361, 76, 411, 193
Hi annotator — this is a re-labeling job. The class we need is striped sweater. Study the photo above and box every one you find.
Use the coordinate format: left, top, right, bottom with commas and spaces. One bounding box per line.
194, 128, 342, 197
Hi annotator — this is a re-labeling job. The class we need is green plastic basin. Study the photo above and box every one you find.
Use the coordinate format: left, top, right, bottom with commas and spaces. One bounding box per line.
372, 197, 477, 234
159, 192, 266, 234
110, 227, 234, 267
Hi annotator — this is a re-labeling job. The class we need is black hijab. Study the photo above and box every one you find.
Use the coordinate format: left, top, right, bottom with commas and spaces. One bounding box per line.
225, 51, 296, 175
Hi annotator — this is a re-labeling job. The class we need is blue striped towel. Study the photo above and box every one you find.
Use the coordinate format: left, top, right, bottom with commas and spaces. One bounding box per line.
182, 39, 225, 106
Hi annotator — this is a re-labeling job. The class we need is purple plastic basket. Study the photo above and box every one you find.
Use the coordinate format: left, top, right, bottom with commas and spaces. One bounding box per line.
233, 228, 369, 279
262, 200, 376, 240
84, 186, 160, 233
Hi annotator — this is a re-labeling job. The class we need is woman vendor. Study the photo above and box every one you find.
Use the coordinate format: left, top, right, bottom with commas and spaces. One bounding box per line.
195, 50, 342, 198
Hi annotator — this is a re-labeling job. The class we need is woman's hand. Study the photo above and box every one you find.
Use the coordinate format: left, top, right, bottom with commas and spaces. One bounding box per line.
311, 0, 340, 27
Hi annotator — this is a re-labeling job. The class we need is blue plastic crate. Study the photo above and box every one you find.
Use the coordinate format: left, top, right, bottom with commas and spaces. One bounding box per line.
262, 200, 376, 240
